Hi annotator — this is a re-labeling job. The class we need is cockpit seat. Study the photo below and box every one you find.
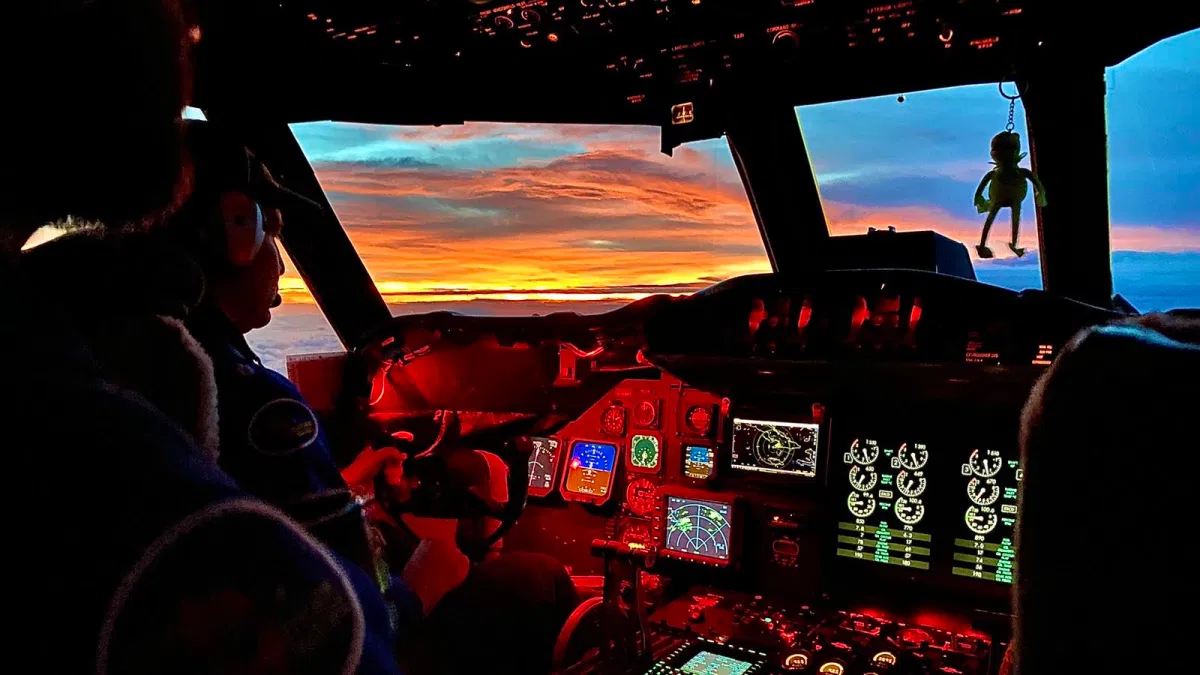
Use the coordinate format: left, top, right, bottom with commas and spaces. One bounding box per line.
1015, 312, 1199, 674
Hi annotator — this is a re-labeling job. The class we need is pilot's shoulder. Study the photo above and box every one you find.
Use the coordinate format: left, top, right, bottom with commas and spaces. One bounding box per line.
98, 499, 391, 675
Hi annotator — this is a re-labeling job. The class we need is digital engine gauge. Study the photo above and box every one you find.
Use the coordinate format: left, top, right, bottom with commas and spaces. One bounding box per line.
849, 465, 878, 491
898, 442, 929, 470
850, 438, 880, 465
896, 470, 926, 497
967, 477, 1001, 505
967, 448, 1003, 477
847, 491, 877, 518
894, 496, 926, 525
965, 505, 999, 534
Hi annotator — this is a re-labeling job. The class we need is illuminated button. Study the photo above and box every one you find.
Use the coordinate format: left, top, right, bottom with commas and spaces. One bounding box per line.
873, 651, 897, 666
782, 652, 810, 670
818, 663, 845, 675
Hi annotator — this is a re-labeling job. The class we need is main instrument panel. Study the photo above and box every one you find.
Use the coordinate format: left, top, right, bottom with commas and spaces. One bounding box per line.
360, 270, 1123, 674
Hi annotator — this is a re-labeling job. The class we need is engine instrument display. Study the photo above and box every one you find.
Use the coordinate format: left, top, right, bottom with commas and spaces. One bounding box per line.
526, 436, 561, 498
684, 445, 716, 480
953, 447, 1021, 583
730, 418, 820, 478
680, 651, 754, 675
562, 440, 618, 504
629, 434, 661, 472
664, 495, 734, 564
837, 438, 934, 571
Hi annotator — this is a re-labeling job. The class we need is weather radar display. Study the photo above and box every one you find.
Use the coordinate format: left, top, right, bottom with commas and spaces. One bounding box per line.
665, 496, 733, 563
730, 418, 820, 477
680, 651, 754, 675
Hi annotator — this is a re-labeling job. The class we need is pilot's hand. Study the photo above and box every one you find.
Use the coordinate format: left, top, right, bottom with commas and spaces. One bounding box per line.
342, 446, 407, 489
402, 538, 471, 615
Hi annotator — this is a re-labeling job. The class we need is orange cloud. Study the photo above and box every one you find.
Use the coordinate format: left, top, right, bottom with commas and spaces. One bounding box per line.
278, 137, 1199, 306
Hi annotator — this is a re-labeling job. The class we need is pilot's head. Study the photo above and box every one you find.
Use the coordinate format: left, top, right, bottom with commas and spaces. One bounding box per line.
0, 1, 192, 252
171, 121, 318, 333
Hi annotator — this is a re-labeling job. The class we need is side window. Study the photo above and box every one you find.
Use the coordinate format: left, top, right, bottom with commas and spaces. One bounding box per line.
1107, 29, 1200, 311
797, 84, 1040, 292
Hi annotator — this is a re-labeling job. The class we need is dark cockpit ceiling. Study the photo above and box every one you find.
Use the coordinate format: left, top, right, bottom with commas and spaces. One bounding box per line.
192, 1, 1196, 129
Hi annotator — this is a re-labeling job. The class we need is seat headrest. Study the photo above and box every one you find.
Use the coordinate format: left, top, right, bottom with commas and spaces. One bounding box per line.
1015, 314, 1200, 674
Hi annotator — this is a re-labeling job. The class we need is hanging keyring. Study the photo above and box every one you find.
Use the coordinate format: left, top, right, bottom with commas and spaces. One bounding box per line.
999, 81, 1024, 132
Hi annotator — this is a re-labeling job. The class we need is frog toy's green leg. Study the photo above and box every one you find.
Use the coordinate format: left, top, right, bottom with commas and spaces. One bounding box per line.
977, 205, 1002, 259
1007, 201, 1026, 257
975, 170, 997, 259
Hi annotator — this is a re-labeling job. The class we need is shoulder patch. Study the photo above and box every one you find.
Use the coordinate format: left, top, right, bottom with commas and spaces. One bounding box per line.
248, 398, 320, 456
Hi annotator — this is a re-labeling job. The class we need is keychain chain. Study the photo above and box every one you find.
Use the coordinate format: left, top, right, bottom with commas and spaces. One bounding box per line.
999, 81, 1021, 132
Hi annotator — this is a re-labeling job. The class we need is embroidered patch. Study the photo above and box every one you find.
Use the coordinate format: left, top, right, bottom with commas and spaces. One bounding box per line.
248, 398, 319, 456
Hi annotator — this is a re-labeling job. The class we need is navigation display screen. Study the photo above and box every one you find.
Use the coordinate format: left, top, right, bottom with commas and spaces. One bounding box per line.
953, 447, 1021, 583
526, 437, 560, 498
562, 441, 617, 502
730, 418, 819, 478
836, 438, 933, 571
664, 495, 733, 564
680, 651, 753, 675
684, 445, 715, 480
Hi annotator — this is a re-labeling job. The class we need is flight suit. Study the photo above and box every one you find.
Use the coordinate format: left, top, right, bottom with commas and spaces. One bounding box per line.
3, 255, 401, 674
187, 307, 422, 638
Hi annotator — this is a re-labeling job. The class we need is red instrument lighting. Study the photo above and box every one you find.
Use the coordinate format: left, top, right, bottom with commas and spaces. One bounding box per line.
686, 406, 713, 435
601, 405, 626, 436
797, 301, 813, 332
633, 400, 658, 428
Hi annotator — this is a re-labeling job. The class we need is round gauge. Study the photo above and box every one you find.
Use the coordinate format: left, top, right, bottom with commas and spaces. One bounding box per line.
873, 651, 898, 667
633, 400, 657, 427
898, 443, 929, 470
896, 470, 926, 497
967, 477, 1001, 505
630, 435, 660, 470
847, 491, 877, 519
965, 505, 998, 534
818, 663, 845, 675
781, 652, 810, 671
619, 520, 652, 545
686, 405, 713, 435
601, 405, 626, 436
849, 465, 878, 491
520, 8, 541, 23
894, 496, 926, 525
625, 478, 658, 516
494, 15, 514, 29
850, 438, 880, 465
968, 448, 1003, 478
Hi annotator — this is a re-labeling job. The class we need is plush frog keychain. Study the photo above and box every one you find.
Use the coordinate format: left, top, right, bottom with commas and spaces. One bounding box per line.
974, 86, 1047, 259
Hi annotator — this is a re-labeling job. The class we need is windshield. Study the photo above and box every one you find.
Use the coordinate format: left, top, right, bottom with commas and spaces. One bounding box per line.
290, 122, 766, 313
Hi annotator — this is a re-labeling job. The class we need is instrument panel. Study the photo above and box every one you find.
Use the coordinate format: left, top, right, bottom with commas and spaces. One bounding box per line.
521, 371, 1025, 606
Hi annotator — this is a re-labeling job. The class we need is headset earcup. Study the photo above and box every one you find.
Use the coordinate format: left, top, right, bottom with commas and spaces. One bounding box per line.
218, 192, 265, 266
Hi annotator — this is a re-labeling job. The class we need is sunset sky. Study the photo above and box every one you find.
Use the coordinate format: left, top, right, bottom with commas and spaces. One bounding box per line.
248, 29, 1199, 372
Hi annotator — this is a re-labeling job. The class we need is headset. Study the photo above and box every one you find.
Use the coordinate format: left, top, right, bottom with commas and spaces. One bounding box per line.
216, 190, 268, 268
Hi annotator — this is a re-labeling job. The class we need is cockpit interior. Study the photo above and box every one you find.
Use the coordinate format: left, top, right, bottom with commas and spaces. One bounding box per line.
182, 2, 1198, 674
